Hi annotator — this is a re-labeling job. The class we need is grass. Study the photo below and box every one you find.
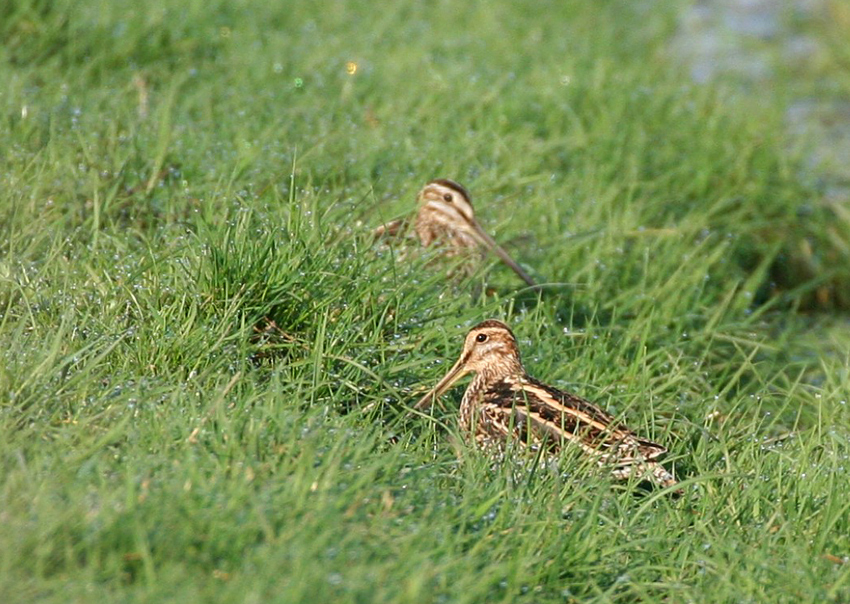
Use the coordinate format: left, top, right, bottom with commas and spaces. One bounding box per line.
2, 0, 850, 601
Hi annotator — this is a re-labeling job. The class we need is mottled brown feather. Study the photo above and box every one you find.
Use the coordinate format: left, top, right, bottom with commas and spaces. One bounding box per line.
415, 319, 678, 489
372, 180, 538, 287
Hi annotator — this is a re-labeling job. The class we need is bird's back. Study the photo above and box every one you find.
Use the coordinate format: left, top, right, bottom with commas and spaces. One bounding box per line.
465, 375, 669, 467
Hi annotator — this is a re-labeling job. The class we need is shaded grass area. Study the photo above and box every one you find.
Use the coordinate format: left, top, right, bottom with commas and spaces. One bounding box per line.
2, 0, 850, 602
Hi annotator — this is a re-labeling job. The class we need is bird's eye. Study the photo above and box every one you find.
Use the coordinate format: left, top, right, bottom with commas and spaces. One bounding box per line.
443, 193, 453, 202
475, 333, 488, 343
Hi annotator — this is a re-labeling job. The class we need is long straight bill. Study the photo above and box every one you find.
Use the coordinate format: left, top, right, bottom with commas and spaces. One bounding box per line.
470, 223, 538, 288
412, 357, 469, 412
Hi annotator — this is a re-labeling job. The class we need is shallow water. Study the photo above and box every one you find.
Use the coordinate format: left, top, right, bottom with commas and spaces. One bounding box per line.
672, 0, 850, 200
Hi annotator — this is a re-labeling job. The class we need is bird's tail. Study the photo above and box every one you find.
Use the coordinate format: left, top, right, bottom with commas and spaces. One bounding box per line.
612, 461, 679, 491
645, 462, 678, 489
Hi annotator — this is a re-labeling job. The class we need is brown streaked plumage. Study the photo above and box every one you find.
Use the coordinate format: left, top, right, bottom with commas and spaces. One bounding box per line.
413, 319, 678, 489
374, 179, 538, 287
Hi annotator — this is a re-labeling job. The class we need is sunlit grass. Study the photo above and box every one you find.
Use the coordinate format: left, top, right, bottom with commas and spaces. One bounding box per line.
2, 0, 850, 602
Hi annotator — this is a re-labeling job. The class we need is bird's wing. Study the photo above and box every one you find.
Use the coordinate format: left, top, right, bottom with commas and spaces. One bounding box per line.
480, 377, 667, 461
372, 217, 410, 240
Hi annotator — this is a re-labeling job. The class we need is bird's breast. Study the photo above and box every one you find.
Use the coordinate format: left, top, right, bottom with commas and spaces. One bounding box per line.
415, 216, 479, 251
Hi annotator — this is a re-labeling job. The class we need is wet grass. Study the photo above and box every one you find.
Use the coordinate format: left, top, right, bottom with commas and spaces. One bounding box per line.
2, 0, 850, 602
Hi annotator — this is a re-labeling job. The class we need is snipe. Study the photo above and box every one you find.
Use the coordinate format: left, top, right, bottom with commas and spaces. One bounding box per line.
374, 179, 538, 287
413, 319, 678, 489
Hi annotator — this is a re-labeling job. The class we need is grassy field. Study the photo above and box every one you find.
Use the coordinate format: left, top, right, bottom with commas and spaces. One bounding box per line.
3, 0, 850, 601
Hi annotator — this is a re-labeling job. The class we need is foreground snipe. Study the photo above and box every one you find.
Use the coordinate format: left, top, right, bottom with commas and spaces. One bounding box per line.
413, 320, 678, 488
374, 179, 537, 287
